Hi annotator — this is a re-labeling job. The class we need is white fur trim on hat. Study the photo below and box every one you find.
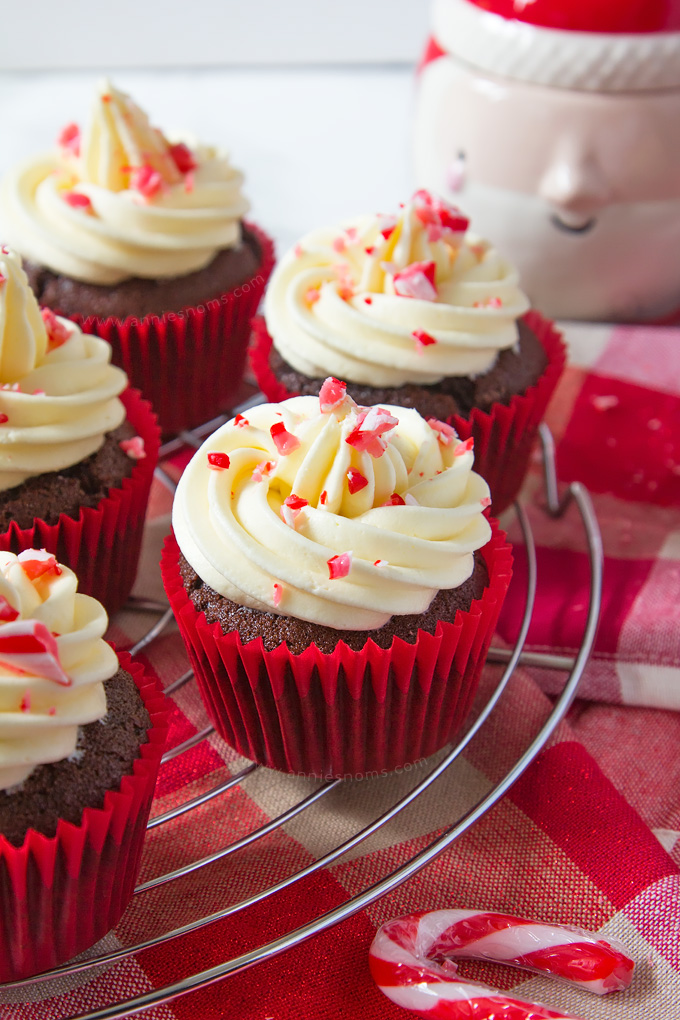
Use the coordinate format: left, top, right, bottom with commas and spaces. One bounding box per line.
432, 0, 680, 92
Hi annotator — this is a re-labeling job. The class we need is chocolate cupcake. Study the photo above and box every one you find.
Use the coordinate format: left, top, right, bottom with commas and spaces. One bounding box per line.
0, 248, 159, 613
251, 190, 565, 512
0, 79, 274, 432
162, 382, 512, 777
0, 549, 168, 981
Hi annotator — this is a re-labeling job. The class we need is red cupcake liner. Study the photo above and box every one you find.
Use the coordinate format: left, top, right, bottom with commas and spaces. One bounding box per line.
250, 311, 566, 515
0, 387, 160, 616
70, 222, 275, 435
0, 648, 169, 983
161, 520, 512, 778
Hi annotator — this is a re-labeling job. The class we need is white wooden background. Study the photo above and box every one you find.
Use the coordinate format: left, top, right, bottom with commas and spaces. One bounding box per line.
0, 2, 429, 258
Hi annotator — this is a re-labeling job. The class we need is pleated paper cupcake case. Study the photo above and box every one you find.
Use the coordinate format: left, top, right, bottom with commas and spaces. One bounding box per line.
0, 649, 169, 982
0, 387, 160, 616
161, 520, 512, 778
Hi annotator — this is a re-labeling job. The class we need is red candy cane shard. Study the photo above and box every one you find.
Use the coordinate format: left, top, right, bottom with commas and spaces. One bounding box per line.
270, 422, 300, 456
370, 910, 634, 1020
0, 620, 71, 686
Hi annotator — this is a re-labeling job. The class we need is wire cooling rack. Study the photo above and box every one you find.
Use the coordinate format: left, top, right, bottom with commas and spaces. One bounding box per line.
0, 416, 603, 1019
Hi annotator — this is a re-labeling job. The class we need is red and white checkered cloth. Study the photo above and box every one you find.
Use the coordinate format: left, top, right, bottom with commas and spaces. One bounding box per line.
4, 322, 680, 1019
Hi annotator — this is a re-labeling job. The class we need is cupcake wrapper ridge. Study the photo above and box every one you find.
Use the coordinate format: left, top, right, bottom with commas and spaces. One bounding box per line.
71, 222, 275, 434
0, 387, 160, 616
161, 521, 512, 778
0, 648, 169, 983
250, 311, 566, 515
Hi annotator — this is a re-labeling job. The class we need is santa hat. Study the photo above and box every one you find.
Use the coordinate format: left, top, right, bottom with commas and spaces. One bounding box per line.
431, 0, 680, 91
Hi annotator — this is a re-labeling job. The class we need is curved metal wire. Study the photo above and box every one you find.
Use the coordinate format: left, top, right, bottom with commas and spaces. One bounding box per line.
1, 428, 603, 1020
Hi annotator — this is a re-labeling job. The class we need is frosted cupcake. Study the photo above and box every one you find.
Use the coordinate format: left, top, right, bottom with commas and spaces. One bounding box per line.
251, 190, 565, 512
162, 381, 512, 777
0, 549, 167, 980
0, 248, 158, 613
0, 79, 274, 432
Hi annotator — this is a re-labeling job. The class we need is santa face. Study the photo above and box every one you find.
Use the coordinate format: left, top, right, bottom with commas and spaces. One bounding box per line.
415, 56, 680, 321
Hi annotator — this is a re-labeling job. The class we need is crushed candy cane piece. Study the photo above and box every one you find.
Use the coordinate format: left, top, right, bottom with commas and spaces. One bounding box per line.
252, 460, 275, 482
364, 296, 373, 304
346, 407, 398, 458
184, 171, 195, 194
481, 496, 492, 508
413, 329, 437, 351
374, 559, 387, 567
378, 214, 397, 239
454, 437, 474, 457
207, 452, 230, 470
58, 122, 81, 156
0, 415, 8, 425
345, 227, 358, 243
382, 493, 405, 506
42, 306, 71, 353
234, 413, 249, 428
281, 493, 309, 528
332, 236, 347, 253
18, 551, 62, 581
48, 706, 56, 716
347, 468, 368, 494
319, 377, 347, 414
305, 287, 320, 305
365, 246, 375, 255
319, 489, 328, 505
412, 190, 469, 234
0, 618, 70, 685
20, 692, 31, 713
393, 261, 437, 301
294, 244, 304, 258
129, 164, 163, 198
119, 436, 146, 460
328, 552, 352, 580
63, 190, 93, 211
273, 583, 283, 607
168, 142, 197, 174
0, 596, 19, 622
404, 493, 419, 505
271, 422, 301, 455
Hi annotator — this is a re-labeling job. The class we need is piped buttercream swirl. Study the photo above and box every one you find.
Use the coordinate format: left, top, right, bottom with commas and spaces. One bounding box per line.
173, 385, 492, 631
0, 80, 250, 284
264, 190, 531, 386
0, 248, 127, 490
0, 549, 118, 790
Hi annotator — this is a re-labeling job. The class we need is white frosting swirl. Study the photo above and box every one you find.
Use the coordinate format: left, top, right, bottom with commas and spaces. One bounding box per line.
0, 549, 118, 790
173, 390, 491, 631
0, 80, 250, 285
264, 190, 531, 386
0, 249, 127, 490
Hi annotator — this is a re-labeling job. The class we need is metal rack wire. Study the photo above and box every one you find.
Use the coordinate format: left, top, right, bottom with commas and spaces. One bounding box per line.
1, 419, 603, 1019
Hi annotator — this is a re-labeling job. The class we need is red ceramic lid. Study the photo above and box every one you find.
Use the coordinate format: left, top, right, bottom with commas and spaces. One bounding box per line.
464, 0, 680, 33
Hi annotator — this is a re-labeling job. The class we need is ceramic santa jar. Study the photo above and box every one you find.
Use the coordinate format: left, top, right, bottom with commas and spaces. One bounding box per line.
414, 0, 680, 322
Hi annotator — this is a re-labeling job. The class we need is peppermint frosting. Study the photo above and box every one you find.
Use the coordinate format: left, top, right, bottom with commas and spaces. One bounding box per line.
0, 248, 127, 491
173, 383, 492, 631
0, 549, 118, 790
0, 79, 250, 285
264, 190, 531, 387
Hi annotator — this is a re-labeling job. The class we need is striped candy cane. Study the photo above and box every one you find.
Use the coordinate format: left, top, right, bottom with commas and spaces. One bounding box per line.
369, 910, 634, 1020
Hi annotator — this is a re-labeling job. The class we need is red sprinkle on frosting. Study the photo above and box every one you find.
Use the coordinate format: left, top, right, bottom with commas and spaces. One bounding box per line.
283, 494, 309, 511
382, 493, 405, 506
270, 422, 300, 456
20, 554, 62, 581
207, 451, 230, 470
273, 583, 283, 607
319, 489, 328, 505
346, 467, 368, 494
412, 329, 437, 350
130, 164, 163, 199
169, 142, 197, 174
327, 552, 352, 580
454, 437, 475, 457
41, 307, 72, 351
234, 413, 249, 427
393, 261, 437, 302
63, 191, 92, 211
58, 122, 81, 156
